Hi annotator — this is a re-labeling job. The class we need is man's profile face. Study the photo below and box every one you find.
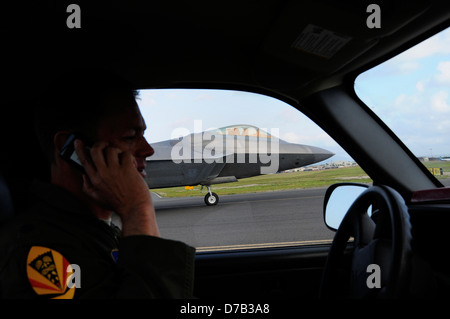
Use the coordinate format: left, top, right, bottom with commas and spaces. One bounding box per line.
95, 95, 154, 178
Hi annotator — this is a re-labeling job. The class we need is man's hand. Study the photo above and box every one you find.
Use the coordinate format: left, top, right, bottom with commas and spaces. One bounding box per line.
74, 139, 160, 237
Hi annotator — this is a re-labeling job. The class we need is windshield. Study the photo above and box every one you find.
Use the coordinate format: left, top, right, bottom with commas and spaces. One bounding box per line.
136, 88, 370, 252
355, 27, 450, 183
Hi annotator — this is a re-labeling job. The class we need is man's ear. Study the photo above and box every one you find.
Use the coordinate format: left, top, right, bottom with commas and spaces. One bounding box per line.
53, 131, 73, 153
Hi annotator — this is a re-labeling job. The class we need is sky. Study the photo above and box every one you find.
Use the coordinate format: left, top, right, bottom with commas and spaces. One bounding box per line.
355, 27, 450, 158
137, 27, 450, 163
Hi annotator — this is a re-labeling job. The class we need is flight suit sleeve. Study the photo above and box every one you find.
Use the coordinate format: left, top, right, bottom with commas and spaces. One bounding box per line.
0, 236, 196, 299
0, 245, 37, 298
115, 235, 196, 299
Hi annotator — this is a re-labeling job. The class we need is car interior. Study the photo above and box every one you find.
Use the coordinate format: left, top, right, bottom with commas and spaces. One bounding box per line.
2, 0, 450, 300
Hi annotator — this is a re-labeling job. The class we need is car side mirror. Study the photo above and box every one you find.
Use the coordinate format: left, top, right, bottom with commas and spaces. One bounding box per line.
323, 183, 369, 231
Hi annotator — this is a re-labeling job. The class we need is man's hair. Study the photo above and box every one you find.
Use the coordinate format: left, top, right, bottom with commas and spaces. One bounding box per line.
34, 68, 139, 163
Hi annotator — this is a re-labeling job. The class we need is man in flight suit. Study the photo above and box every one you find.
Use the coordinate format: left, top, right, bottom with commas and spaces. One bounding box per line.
0, 69, 195, 298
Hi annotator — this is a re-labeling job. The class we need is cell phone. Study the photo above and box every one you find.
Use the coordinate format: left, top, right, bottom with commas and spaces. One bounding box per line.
60, 133, 90, 170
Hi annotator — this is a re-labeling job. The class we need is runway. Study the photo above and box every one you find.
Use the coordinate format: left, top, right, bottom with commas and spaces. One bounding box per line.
153, 188, 336, 252
154, 179, 450, 252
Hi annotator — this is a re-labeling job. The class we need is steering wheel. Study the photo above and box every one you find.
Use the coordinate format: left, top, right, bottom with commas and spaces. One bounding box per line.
320, 185, 412, 298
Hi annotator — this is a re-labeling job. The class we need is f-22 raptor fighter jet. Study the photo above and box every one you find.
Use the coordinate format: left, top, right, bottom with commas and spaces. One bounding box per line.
144, 124, 334, 206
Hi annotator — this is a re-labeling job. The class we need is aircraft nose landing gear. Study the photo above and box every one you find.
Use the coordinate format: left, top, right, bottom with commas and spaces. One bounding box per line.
202, 185, 219, 206
205, 192, 219, 206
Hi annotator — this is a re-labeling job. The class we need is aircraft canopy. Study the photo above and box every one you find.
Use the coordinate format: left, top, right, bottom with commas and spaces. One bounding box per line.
215, 125, 272, 138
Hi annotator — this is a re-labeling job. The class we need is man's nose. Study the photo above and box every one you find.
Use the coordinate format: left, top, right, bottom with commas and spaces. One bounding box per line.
138, 137, 154, 158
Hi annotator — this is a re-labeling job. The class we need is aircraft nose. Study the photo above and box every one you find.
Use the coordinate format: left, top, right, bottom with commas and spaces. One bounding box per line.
278, 142, 334, 164
308, 145, 335, 162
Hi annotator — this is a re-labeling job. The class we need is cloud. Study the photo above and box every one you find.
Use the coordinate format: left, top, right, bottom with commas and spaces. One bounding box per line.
431, 90, 450, 113
435, 61, 450, 84
415, 80, 425, 92
393, 91, 421, 115
355, 28, 450, 157
397, 30, 450, 61
397, 61, 421, 73
381, 29, 450, 75
387, 86, 450, 156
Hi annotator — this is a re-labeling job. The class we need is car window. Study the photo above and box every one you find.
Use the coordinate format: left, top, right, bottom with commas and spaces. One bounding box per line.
137, 89, 371, 252
355, 27, 450, 184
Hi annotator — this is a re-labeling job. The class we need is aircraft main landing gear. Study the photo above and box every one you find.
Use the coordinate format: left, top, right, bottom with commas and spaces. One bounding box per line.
202, 185, 219, 206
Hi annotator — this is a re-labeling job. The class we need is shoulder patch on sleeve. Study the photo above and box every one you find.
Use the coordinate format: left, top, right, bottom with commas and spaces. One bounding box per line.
26, 246, 76, 299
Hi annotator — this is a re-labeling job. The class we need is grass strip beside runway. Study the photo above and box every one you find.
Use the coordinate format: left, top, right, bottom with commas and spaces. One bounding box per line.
151, 162, 450, 198
152, 165, 370, 198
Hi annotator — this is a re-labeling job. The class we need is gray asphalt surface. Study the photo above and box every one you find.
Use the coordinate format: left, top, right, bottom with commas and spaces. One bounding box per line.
154, 188, 336, 250
154, 179, 450, 251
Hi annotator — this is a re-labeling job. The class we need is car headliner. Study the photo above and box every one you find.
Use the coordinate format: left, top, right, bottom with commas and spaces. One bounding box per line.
2, 1, 450, 197
4, 1, 449, 97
